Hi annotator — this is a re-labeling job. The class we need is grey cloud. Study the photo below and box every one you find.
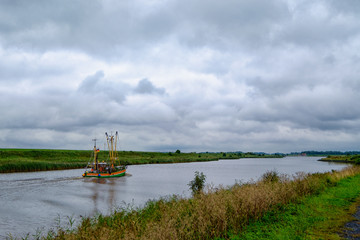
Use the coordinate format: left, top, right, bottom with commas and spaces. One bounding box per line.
0, 0, 289, 57
278, 14, 359, 48
0, 52, 69, 82
328, 0, 360, 15
134, 78, 165, 95
0, 0, 173, 57
171, 0, 290, 48
0, 1, 117, 55
239, 86, 360, 134
78, 70, 105, 93
1, 0, 358, 58
1, 0, 360, 153
78, 70, 129, 103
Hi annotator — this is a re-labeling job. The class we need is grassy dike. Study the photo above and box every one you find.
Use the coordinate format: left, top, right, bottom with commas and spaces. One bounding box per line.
231, 170, 360, 239
41, 166, 360, 240
320, 154, 360, 164
0, 148, 280, 173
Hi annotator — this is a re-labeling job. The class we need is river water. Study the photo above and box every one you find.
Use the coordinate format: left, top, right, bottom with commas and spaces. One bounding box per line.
0, 157, 349, 238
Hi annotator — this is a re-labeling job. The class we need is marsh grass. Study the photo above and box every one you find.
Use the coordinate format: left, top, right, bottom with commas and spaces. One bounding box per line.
0, 149, 281, 173
0, 149, 91, 173
45, 166, 360, 240
234, 169, 360, 239
321, 154, 360, 164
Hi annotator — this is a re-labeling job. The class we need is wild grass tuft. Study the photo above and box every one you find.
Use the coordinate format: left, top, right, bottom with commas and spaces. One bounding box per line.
45, 166, 360, 240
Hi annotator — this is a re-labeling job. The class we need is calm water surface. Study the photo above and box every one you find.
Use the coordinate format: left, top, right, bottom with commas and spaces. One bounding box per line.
0, 157, 349, 238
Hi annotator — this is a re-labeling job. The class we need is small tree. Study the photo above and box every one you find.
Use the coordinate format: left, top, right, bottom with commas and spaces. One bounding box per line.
261, 170, 280, 183
175, 149, 181, 154
188, 171, 206, 196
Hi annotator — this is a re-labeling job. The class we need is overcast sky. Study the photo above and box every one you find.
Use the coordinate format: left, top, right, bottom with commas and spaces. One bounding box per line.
0, 0, 360, 153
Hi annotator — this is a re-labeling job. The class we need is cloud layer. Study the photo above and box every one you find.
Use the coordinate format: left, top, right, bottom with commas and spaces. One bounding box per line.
1, 0, 360, 152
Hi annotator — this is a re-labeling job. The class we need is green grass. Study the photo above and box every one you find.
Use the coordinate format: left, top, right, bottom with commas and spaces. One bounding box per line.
320, 154, 360, 164
0, 149, 281, 173
35, 166, 360, 240
231, 174, 360, 239
0, 149, 92, 173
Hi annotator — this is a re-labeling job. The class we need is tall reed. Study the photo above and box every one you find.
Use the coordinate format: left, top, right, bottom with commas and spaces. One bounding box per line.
51, 166, 360, 240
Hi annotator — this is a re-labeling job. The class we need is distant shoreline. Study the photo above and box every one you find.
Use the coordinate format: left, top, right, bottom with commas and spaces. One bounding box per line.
0, 148, 282, 173
319, 155, 360, 164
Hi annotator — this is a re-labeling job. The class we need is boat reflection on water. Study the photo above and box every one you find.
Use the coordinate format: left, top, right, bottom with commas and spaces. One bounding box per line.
86, 175, 129, 214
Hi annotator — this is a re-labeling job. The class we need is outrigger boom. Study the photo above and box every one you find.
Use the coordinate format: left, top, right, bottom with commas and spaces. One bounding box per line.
83, 131, 127, 178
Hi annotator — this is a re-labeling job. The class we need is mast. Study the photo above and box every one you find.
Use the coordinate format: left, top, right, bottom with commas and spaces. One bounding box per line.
105, 131, 119, 167
92, 138, 98, 170
105, 132, 111, 165
114, 131, 119, 165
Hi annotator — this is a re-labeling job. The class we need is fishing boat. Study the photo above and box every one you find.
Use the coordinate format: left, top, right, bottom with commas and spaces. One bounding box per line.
83, 131, 127, 178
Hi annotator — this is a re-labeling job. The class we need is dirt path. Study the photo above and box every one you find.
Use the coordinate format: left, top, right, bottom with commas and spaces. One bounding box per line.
342, 206, 360, 239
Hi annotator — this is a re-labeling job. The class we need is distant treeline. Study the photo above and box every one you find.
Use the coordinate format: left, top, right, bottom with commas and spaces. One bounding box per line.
289, 151, 360, 156
217, 150, 360, 157
0, 149, 282, 173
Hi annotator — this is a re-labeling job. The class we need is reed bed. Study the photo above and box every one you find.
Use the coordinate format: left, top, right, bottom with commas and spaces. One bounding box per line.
0, 161, 85, 173
0, 149, 281, 173
49, 166, 360, 240
320, 154, 360, 164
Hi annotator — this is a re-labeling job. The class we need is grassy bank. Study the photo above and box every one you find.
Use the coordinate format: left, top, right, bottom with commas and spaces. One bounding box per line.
38, 166, 360, 240
232, 171, 360, 239
0, 149, 280, 173
320, 154, 360, 164
0, 149, 89, 173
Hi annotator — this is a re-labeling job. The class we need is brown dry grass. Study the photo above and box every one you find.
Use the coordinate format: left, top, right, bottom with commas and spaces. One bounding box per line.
52, 166, 360, 240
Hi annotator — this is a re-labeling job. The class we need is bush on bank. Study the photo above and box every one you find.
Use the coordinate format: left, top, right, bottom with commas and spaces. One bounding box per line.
47, 166, 360, 240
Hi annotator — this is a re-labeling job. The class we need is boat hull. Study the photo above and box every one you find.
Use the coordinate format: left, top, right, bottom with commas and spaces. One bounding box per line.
83, 169, 126, 178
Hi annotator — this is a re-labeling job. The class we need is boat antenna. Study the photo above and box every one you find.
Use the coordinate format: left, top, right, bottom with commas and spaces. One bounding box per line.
92, 138, 98, 170
115, 131, 119, 165
115, 131, 118, 152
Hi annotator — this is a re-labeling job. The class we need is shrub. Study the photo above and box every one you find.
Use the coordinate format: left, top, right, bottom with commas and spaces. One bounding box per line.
188, 171, 206, 196
261, 170, 280, 183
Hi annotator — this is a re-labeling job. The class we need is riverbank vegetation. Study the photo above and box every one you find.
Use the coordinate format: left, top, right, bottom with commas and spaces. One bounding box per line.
39, 166, 360, 240
0, 148, 281, 173
232, 170, 360, 239
289, 151, 360, 156
320, 154, 360, 164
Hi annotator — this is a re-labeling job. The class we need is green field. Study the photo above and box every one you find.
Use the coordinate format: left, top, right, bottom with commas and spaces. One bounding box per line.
0, 149, 281, 173
320, 154, 360, 164
34, 166, 360, 240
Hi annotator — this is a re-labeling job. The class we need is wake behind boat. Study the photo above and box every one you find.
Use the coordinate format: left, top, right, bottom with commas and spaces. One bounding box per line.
83, 131, 127, 178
